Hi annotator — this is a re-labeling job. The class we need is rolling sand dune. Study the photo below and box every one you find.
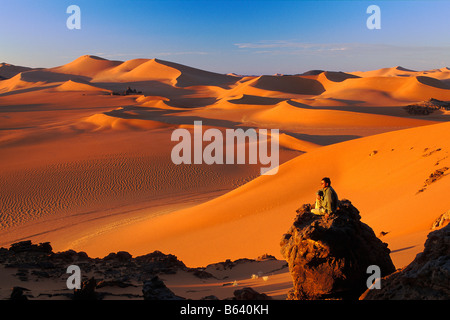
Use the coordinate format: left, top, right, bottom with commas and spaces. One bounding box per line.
55, 80, 111, 93
67, 121, 450, 269
50, 55, 122, 78
250, 75, 325, 95
97, 58, 182, 85
317, 75, 450, 105
249, 100, 436, 129
1, 56, 450, 299
349, 66, 418, 78
0, 63, 33, 79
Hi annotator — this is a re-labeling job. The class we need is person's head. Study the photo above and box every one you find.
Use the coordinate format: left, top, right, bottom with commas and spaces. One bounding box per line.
321, 177, 331, 188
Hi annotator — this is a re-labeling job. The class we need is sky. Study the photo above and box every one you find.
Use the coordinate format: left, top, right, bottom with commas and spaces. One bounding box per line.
1, 0, 450, 75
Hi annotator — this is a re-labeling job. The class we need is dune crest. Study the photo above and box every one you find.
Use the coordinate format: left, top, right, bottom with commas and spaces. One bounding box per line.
56, 80, 111, 93
2, 55, 450, 273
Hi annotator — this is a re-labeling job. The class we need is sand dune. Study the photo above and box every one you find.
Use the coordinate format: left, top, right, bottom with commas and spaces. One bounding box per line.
79, 113, 174, 131
96, 58, 182, 85
0, 63, 33, 79
317, 75, 450, 105
249, 100, 436, 129
251, 75, 325, 95
0, 73, 46, 93
66, 121, 450, 268
50, 55, 122, 78
350, 66, 418, 78
90, 57, 238, 89
2, 55, 450, 276
55, 80, 111, 93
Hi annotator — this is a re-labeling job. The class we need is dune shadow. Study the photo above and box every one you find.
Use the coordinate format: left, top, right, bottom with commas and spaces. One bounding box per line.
105, 106, 363, 145
287, 132, 361, 146
0, 85, 60, 97
286, 101, 450, 121
228, 95, 286, 105
0, 103, 51, 113
92, 80, 196, 98
253, 75, 326, 95
391, 245, 416, 253
165, 97, 218, 108
105, 107, 247, 129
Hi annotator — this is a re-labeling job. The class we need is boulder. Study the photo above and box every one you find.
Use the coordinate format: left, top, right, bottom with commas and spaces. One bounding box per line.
103, 251, 132, 262
135, 250, 186, 274
142, 276, 184, 300
10, 287, 30, 300
9, 241, 52, 255
73, 278, 98, 300
280, 199, 395, 300
360, 224, 450, 300
232, 287, 272, 300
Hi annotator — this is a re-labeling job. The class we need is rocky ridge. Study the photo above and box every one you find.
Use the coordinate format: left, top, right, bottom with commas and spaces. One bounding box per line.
360, 224, 450, 300
0, 240, 278, 300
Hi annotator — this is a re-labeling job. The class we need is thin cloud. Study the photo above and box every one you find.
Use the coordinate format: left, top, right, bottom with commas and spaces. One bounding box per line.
234, 41, 348, 51
154, 51, 209, 57
234, 41, 450, 58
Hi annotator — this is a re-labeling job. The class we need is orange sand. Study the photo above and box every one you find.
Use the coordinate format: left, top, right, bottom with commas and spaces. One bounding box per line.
1, 56, 450, 298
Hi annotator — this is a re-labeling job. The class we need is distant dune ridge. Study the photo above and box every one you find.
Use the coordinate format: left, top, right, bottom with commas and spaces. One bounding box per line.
1, 55, 450, 300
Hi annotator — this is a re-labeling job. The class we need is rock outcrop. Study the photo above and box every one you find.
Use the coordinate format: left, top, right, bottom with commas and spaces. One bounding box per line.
232, 287, 272, 300
360, 224, 450, 300
0, 240, 187, 299
280, 199, 396, 300
0, 240, 283, 300
142, 276, 184, 300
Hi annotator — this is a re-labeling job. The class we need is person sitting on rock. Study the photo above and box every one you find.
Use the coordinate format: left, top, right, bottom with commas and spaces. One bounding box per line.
320, 177, 338, 215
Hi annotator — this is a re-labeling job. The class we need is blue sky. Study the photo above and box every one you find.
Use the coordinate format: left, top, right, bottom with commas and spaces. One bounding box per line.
1, 0, 450, 75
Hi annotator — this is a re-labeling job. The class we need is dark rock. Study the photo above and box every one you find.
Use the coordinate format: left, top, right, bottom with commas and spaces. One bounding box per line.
201, 295, 219, 300
432, 210, 450, 230
190, 269, 215, 279
135, 250, 186, 274
405, 98, 450, 115
103, 251, 132, 262
32, 270, 50, 278
142, 276, 185, 300
96, 280, 135, 289
256, 254, 276, 261
10, 287, 30, 300
9, 241, 52, 254
360, 224, 450, 300
73, 278, 98, 300
280, 199, 396, 300
51, 250, 90, 263
206, 259, 237, 271
233, 287, 272, 300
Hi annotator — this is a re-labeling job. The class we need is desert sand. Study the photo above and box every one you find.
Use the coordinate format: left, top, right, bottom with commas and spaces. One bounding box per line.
1, 55, 450, 299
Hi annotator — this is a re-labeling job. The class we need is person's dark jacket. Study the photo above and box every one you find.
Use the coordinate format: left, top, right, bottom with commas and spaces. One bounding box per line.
322, 186, 338, 214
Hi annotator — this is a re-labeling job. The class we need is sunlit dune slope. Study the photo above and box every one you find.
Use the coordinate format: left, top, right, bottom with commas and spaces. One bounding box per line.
2, 55, 450, 271
55, 80, 111, 93
317, 75, 450, 105
68, 121, 450, 268
50, 55, 122, 78
0, 63, 33, 79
